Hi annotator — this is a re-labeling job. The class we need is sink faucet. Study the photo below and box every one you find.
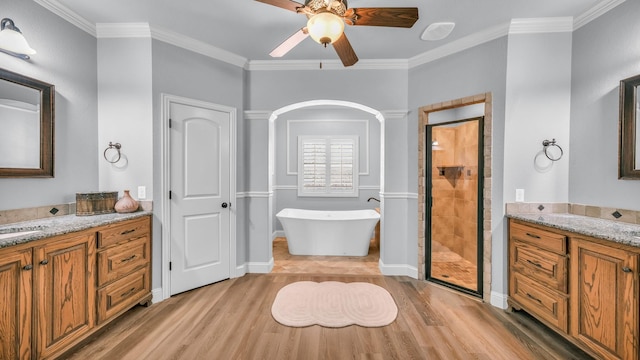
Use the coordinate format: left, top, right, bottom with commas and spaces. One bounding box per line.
367, 197, 380, 203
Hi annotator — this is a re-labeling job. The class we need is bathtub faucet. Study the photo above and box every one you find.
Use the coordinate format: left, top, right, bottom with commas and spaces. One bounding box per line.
367, 197, 380, 203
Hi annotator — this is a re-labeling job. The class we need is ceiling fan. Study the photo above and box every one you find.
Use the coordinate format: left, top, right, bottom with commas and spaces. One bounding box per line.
256, 0, 419, 67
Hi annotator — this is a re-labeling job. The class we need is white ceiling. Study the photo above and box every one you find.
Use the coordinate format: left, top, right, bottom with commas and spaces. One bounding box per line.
42, 0, 617, 65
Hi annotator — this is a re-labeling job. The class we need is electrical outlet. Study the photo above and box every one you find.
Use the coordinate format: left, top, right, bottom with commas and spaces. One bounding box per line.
515, 189, 525, 202
138, 186, 146, 200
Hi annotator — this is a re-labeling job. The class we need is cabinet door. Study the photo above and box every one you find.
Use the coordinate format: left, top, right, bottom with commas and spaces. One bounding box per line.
0, 248, 32, 360
34, 232, 96, 359
571, 239, 638, 360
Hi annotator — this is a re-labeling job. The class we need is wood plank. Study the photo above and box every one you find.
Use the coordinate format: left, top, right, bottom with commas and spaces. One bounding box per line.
64, 273, 593, 359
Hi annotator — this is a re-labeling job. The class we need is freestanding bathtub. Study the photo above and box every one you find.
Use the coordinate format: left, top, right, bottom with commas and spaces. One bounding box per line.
276, 208, 381, 256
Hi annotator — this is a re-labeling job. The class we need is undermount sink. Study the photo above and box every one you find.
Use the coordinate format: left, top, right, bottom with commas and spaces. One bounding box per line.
0, 226, 45, 240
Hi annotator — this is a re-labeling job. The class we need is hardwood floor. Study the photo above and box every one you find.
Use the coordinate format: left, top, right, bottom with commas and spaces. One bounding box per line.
64, 273, 592, 359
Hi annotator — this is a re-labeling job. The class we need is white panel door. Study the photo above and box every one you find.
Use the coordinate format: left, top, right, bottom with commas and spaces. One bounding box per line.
170, 102, 230, 295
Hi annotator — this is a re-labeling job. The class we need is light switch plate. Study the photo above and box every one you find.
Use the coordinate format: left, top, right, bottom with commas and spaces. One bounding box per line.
515, 189, 525, 202
138, 186, 146, 200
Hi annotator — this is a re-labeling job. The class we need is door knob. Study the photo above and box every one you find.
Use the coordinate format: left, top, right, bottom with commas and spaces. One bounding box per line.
221, 202, 228, 208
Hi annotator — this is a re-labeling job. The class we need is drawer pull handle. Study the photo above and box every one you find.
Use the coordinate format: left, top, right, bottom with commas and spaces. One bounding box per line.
525, 259, 543, 268
40, 259, 49, 265
525, 232, 541, 239
526, 292, 543, 304
622, 267, 633, 273
121, 254, 137, 263
23, 264, 33, 271
121, 287, 137, 298
120, 229, 136, 235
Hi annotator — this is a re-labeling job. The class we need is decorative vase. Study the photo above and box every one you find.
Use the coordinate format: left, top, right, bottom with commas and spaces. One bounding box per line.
114, 190, 139, 213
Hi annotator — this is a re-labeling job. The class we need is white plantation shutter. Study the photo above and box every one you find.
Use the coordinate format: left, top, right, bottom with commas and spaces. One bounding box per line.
298, 136, 359, 197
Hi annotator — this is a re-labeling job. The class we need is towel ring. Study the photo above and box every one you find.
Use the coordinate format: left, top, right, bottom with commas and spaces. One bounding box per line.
104, 142, 122, 164
542, 139, 563, 161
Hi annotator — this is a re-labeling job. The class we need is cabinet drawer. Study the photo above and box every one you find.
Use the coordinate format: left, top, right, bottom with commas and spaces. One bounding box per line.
510, 273, 568, 333
97, 267, 150, 324
97, 236, 150, 286
97, 217, 150, 248
510, 222, 566, 255
510, 240, 568, 293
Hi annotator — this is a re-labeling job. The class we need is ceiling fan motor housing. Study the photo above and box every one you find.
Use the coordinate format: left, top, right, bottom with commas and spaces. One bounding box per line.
304, 0, 347, 16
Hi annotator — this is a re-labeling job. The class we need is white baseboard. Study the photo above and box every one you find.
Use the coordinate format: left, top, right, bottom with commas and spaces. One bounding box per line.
272, 230, 285, 240
151, 287, 164, 304
235, 263, 247, 278
378, 260, 419, 279
491, 291, 509, 309
247, 258, 274, 273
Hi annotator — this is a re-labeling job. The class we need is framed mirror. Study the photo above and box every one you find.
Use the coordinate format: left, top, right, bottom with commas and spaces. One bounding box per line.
0, 68, 54, 177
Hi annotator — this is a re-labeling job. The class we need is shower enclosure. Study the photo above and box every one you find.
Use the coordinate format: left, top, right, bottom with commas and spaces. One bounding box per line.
425, 116, 483, 296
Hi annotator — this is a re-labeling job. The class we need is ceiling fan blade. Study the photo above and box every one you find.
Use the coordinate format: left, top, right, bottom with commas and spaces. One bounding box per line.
332, 33, 358, 67
344, 8, 419, 28
270, 28, 309, 57
255, 0, 304, 13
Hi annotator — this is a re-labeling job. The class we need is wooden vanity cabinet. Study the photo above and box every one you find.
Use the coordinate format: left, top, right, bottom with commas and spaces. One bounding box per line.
509, 219, 640, 360
34, 231, 96, 359
0, 248, 32, 360
571, 238, 638, 360
0, 215, 151, 360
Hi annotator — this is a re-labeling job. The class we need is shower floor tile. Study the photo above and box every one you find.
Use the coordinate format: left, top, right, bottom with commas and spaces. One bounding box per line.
431, 241, 478, 291
272, 237, 381, 275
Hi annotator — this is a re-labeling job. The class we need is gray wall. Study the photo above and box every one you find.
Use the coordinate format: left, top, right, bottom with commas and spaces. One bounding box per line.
151, 40, 245, 282
0, 0, 98, 211
569, 0, 640, 209
408, 37, 509, 299
273, 108, 381, 233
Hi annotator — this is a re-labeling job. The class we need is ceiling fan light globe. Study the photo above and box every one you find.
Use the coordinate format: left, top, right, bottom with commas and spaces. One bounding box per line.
307, 12, 344, 45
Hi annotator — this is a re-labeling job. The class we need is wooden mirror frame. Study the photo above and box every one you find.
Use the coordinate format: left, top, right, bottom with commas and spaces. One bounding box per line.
0, 68, 54, 178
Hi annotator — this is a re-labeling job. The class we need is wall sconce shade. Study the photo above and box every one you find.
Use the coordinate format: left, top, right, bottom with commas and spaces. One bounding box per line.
0, 18, 36, 60
307, 12, 344, 46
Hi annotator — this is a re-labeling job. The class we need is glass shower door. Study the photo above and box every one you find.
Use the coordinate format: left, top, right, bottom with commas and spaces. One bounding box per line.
426, 117, 483, 296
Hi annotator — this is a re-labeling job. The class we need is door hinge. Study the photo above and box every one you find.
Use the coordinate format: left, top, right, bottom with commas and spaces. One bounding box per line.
169, 119, 172, 128
169, 262, 172, 271
169, 191, 172, 199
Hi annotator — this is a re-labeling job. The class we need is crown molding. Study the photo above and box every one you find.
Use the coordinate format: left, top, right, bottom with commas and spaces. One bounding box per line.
574, 0, 626, 30
96, 23, 151, 38
34, 0, 96, 37
509, 17, 574, 34
409, 22, 510, 69
244, 111, 272, 120
381, 110, 410, 120
150, 26, 248, 68
246, 59, 409, 71
36, 0, 626, 71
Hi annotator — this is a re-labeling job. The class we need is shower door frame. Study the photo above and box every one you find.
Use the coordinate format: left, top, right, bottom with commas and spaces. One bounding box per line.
425, 116, 484, 298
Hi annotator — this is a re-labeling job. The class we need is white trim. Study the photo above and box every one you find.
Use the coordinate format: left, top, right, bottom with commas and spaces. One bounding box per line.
272, 230, 286, 240
243, 191, 273, 198
273, 185, 379, 191
409, 23, 510, 69
246, 59, 409, 71
34, 0, 96, 36
37, 0, 626, 70
244, 111, 272, 120
247, 258, 274, 273
509, 17, 574, 34
574, 0, 627, 30
160, 94, 239, 300
236, 264, 247, 277
381, 110, 409, 120
381, 192, 419, 200
150, 26, 248, 68
96, 23, 151, 38
151, 287, 164, 304
286, 119, 370, 176
378, 259, 419, 279
491, 292, 509, 310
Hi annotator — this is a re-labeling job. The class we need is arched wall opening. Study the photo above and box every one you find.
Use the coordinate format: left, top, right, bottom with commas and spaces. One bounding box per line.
267, 99, 386, 268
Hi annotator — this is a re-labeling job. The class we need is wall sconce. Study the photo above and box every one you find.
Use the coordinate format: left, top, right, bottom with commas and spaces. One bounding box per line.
0, 18, 36, 60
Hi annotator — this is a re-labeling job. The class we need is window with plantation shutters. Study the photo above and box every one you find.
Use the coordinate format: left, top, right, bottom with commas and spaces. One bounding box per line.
298, 135, 359, 197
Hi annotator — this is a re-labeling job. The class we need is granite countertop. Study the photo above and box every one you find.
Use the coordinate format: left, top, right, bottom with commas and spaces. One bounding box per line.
508, 213, 640, 248
0, 211, 152, 249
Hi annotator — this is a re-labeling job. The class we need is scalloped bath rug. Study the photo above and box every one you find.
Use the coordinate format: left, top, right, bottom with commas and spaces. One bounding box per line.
271, 281, 398, 328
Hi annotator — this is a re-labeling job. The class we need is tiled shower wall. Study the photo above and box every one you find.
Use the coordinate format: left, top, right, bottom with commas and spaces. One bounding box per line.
431, 121, 479, 265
